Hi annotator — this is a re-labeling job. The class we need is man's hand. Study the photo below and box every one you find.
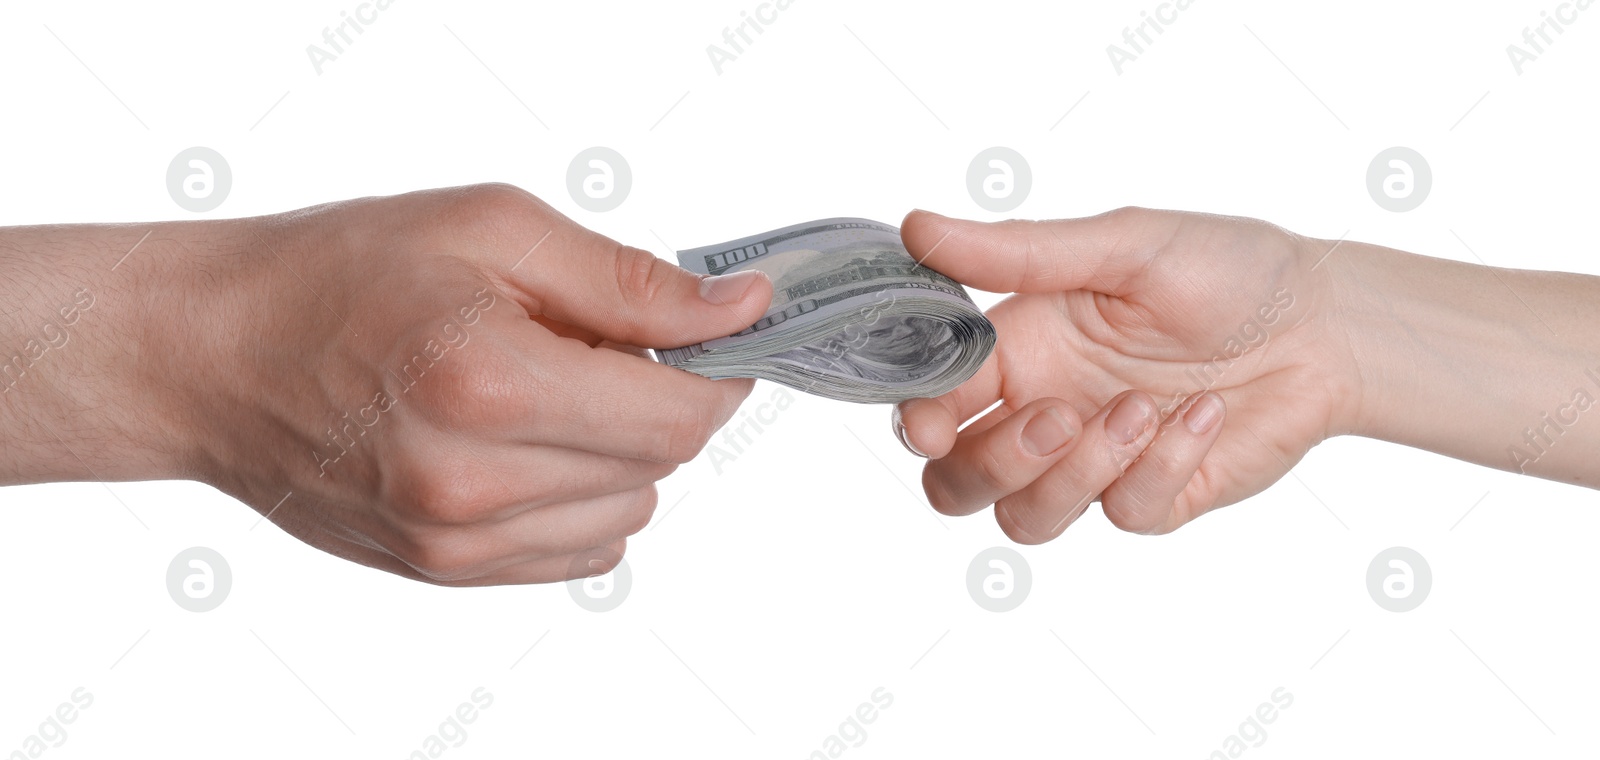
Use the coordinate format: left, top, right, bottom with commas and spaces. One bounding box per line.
0, 184, 771, 585
893, 208, 1360, 542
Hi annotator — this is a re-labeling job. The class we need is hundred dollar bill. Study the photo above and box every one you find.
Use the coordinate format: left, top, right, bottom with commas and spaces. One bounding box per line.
656, 218, 996, 404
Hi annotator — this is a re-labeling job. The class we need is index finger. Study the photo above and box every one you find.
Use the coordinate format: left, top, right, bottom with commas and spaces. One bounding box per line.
409, 310, 749, 465
895, 350, 1002, 459
528, 330, 751, 464
900, 207, 1175, 295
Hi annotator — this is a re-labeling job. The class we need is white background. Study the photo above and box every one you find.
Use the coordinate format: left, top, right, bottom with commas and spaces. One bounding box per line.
2, 0, 1598, 757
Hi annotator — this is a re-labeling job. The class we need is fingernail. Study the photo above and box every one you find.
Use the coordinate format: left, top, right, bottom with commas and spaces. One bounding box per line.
1021, 407, 1075, 457
1183, 392, 1225, 434
699, 270, 762, 306
892, 409, 928, 458
1105, 393, 1156, 445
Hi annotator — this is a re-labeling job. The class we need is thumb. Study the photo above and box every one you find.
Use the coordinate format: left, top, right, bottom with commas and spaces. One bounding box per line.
900, 208, 1172, 295
512, 223, 773, 350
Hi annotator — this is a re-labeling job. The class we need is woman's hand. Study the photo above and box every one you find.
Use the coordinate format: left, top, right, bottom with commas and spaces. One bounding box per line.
893, 208, 1360, 542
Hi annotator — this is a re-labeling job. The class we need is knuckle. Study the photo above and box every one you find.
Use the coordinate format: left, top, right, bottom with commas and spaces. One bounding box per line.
1139, 445, 1183, 479
411, 355, 517, 428
639, 459, 679, 483
397, 460, 501, 525
997, 474, 1094, 545
612, 245, 676, 312
1103, 205, 1152, 226
971, 445, 1013, 495
709, 382, 752, 426
922, 465, 959, 516
397, 534, 487, 583
654, 402, 719, 463
994, 500, 1048, 545
994, 220, 1073, 290
567, 491, 658, 552
621, 487, 659, 537
1103, 490, 1154, 533
460, 182, 539, 218
1102, 468, 1178, 535
440, 183, 548, 240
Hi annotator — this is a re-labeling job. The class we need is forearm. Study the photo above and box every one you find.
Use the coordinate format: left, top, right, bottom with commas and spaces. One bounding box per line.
0, 223, 212, 486
1331, 240, 1600, 486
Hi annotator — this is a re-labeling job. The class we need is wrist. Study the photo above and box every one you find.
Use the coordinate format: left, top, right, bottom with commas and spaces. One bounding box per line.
1318, 238, 1586, 474
1319, 240, 1416, 441
0, 221, 239, 485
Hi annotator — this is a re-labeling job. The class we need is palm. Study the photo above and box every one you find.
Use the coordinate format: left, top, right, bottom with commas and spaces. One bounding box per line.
977, 215, 1351, 521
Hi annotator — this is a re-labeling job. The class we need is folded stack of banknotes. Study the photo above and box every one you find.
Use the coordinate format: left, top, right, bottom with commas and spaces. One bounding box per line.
657, 218, 996, 404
